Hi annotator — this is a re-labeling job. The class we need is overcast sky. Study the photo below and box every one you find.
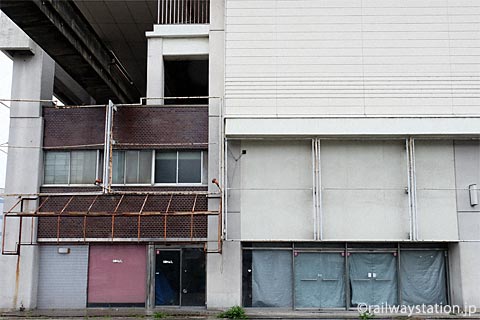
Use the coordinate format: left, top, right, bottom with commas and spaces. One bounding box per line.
0, 52, 12, 189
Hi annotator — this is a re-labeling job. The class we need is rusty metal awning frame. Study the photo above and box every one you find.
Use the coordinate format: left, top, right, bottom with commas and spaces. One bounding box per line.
2, 191, 222, 255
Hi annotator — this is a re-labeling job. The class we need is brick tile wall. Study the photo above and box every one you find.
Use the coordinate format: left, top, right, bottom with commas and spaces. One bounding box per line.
40, 104, 210, 241
43, 106, 208, 149
37, 186, 209, 240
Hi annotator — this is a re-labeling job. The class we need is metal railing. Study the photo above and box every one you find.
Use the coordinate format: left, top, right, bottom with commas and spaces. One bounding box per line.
157, 0, 209, 24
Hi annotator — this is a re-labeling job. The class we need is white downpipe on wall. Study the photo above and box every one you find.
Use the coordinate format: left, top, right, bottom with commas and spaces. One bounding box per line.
406, 137, 418, 241
406, 139, 413, 241
411, 139, 419, 240
223, 137, 228, 241
102, 100, 114, 193
316, 138, 323, 240
311, 139, 317, 240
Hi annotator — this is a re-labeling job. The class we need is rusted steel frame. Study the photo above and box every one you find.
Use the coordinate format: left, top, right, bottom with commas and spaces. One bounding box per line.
6, 198, 22, 214
113, 195, 124, 212
35, 196, 50, 213
218, 196, 223, 254
8, 211, 218, 217
2, 199, 27, 254
30, 216, 34, 245
57, 196, 74, 243
18, 217, 23, 255
164, 194, 173, 240
2, 215, 23, 255
87, 195, 99, 213
83, 216, 87, 243
60, 196, 75, 214
190, 194, 198, 239
138, 195, 149, 241
111, 194, 124, 240
84, 195, 98, 242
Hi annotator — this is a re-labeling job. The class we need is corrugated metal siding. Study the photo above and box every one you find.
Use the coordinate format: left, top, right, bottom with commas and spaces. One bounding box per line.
37, 245, 88, 309
225, 0, 480, 116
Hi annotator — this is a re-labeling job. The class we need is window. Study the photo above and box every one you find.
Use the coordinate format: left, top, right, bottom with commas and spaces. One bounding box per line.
44, 150, 98, 185
155, 151, 203, 184
44, 149, 206, 186
112, 150, 152, 184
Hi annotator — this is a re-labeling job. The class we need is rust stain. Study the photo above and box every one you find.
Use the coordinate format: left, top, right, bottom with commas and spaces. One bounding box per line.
12, 254, 21, 308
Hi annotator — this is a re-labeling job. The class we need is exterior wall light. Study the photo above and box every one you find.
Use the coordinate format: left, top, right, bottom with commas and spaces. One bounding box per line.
469, 184, 478, 206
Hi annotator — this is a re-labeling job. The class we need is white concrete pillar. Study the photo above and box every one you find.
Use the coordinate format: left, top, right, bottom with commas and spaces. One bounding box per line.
0, 45, 54, 310
449, 141, 480, 311
449, 242, 480, 311
146, 37, 164, 105
206, 0, 242, 309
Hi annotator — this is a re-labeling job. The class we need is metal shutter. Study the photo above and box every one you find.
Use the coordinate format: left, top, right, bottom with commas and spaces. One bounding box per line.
37, 245, 88, 309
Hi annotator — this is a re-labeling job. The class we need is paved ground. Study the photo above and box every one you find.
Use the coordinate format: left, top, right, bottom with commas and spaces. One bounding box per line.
1, 308, 480, 320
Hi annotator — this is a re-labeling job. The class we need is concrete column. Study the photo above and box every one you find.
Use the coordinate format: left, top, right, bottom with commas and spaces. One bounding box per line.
449, 243, 480, 310
206, 0, 242, 309
449, 141, 480, 310
0, 45, 54, 310
146, 37, 164, 105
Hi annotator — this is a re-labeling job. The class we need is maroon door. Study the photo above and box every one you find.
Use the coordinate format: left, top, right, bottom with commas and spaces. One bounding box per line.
88, 245, 147, 306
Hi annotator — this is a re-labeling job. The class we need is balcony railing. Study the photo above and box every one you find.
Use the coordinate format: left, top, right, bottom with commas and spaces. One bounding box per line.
157, 0, 209, 24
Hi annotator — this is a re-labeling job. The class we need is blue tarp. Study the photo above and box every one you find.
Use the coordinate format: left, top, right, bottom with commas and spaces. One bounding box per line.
294, 252, 346, 308
349, 253, 398, 306
400, 250, 447, 305
252, 250, 293, 307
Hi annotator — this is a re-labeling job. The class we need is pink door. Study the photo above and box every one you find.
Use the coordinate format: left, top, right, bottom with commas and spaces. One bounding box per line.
88, 245, 147, 306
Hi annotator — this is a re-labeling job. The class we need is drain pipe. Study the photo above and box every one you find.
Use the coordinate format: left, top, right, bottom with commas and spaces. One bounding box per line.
102, 100, 115, 193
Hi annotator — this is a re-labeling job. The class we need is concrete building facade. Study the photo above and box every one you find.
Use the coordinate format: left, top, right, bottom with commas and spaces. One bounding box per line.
1, 0, 480, 312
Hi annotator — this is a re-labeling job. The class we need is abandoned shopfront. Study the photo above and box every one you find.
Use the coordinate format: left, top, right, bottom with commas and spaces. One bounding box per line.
242, 243, 448, 310
35, 244, 207, 308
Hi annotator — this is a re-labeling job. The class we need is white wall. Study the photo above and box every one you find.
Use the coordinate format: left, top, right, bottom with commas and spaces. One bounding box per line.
415, 140, 458, 240
321, 140, 409, 240
224, 0, 480, 117
239, 140, 314, 240
233, 139, 460, 241
449, 141, 480, 308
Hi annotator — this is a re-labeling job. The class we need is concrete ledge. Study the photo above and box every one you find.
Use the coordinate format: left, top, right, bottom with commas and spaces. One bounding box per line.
0, 12, 35, 55
225, 117, 480, 137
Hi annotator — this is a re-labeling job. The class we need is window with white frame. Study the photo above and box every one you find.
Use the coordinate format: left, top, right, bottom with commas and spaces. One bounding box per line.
155, 151, 203, 184
44, 150, 98, 185
112, 150, 152, 184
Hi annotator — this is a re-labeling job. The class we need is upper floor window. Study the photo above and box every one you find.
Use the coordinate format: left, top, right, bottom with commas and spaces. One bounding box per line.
43, 149, 206, 186
155, 151, 203, 184
44, 150, 98, 185
112, 150, 152, 185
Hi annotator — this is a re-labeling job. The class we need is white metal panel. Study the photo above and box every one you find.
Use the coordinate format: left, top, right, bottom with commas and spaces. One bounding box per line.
239, 140, 313, 240
37, 245, 89, 309
320, 140, 409, 240
225, 117, 480, 137
415, 140, 459, 240
225, 0, 480, 117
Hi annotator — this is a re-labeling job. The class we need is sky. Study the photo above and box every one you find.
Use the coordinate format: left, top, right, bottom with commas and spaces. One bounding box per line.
0, 51, 12, 189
